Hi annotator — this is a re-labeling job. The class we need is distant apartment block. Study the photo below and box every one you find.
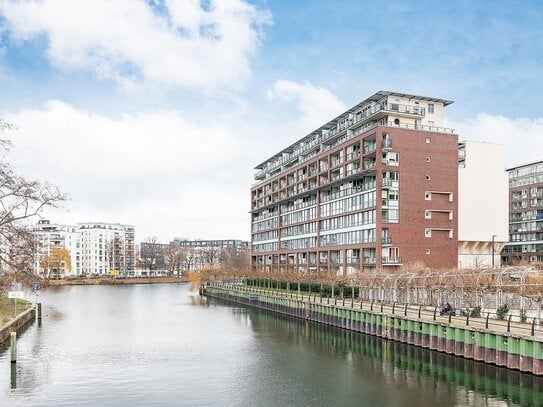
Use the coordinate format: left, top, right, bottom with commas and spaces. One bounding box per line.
79, 222, 135, 276
171, 238, 249, 270
30, 220, 136, 277
251, 91, 459, 275
30, 219, 81, 278
457, 141, 508, 268
502, 160, 543, 264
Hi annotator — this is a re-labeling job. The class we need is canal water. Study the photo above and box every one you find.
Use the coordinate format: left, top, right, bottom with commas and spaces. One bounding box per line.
0, 284, 541, 406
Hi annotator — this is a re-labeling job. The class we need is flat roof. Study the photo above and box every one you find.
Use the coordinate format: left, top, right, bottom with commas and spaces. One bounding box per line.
255, 90, 454, 169
507, 159, 543, 172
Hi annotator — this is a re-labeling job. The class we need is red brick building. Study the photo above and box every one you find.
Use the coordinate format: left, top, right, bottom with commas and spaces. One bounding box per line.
251, 91, 458, 275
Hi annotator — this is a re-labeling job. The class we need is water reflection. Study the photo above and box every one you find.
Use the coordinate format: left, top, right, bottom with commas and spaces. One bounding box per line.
209, 297, 543, 407
1, 285, 541, 407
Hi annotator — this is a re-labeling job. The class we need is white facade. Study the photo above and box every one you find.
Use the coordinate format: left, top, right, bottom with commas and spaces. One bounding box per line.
30, 220, 81, 277
79, 222, 135, 276
458, 141, 509, 268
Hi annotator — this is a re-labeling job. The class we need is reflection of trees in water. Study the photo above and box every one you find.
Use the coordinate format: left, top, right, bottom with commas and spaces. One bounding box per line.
190, 295, 210, 307
213, 298, 542, 407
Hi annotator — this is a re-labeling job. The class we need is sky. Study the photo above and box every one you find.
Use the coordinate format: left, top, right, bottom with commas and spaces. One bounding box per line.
0, 0, 543, 243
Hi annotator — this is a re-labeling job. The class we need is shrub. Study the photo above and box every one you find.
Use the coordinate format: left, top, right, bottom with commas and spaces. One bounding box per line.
470, 305, 481, 318
496, 304, 509, 320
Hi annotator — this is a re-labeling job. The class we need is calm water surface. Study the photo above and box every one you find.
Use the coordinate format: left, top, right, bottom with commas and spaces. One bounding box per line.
0, 284, 541, 406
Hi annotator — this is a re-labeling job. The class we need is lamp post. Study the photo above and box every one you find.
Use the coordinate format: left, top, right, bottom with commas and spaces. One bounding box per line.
492, 235, 497, 269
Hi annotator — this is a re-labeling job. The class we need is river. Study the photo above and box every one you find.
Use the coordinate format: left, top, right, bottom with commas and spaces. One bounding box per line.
0, 284, 541, 406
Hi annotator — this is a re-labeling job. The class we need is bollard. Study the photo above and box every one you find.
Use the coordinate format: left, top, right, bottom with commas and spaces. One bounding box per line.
404, 303, 408, 317
418, 305, 422, 319
485, 312, 490, 329
466, 312, 470, 326
360, 300, 363, 310
380, 302, 384, 313
392, 302, 396, 315
448, 311, 452, 324
532, 318, 537, 336
433, 307, 438, 321
10, 332, 16, 363
351, 298, 354, 308
37, 303, 42, 321
507, 314, 512, 333
370, 300, 374, 311
10, 362, 16, 389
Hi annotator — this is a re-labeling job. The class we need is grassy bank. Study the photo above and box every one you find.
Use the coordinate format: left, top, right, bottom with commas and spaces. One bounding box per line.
47, 276, 188, 286
0, 296, 32, 325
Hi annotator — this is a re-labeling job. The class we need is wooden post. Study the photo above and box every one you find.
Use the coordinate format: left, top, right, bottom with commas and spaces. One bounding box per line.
10, 332, 16, 363
37, 303, 42, 321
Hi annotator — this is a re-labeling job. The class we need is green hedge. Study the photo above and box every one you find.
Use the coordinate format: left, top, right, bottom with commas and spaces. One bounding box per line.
245, 279, 359, 298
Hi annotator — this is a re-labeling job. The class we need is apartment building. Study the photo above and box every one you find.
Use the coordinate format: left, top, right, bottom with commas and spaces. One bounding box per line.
172, 238, 249, 270
30, 219, 81, 278
458, 141, 508, 268
502, 160, 543, 264
79, 222, 136, 276
251, 91, 458, 275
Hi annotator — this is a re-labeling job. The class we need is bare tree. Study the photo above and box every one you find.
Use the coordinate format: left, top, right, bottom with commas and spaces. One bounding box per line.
201, 246, 221, 266
0, 128, 65, 285
164, 243, 186, 277
183, 247, 195, 272
140, 236, 164, 277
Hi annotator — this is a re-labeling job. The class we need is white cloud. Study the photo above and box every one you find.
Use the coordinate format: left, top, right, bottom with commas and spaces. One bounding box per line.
0, 0, 271, 90
449, 113, 543, 168
267, 79, 346, 133
3, 100, 251, 242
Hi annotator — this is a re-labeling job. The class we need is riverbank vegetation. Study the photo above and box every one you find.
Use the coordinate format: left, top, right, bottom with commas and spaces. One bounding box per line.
0, 296, 32, 325
192, 263, 543, 320
47, 276, 187, 286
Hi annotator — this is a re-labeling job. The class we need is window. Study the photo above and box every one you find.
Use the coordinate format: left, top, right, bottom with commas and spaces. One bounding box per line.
428, 103, 434, 114
426, 156, 431, 163
424, 210, 431, 219
424, 229, 432, 237
425, 175, 431, 181
425, 138, 431, 144
425, 192, 432, 200
425, 249, 431, 255
394, 118, 400, 125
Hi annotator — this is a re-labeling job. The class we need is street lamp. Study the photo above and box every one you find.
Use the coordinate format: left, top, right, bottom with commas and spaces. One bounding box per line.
492, 235, 497, 269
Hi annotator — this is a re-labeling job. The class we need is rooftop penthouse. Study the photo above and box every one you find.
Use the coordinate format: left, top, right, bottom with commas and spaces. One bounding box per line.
254, 91, 455, 183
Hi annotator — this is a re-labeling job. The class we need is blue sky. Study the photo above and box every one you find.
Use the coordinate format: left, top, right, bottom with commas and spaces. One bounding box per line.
0, 0, 542, 241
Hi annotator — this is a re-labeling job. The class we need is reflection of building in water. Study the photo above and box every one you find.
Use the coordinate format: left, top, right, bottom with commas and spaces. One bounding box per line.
224, 302, 543, 406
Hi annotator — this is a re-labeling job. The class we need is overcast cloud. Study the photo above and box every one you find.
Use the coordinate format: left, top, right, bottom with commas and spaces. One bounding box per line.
1, 1, 542, 243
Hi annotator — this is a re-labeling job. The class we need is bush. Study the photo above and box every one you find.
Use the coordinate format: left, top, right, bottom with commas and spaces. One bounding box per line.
496, 304, 509, 320
470, 305, 481, 318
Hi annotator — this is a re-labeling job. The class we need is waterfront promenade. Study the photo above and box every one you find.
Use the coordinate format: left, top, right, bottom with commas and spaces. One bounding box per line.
204, 282, 543, 375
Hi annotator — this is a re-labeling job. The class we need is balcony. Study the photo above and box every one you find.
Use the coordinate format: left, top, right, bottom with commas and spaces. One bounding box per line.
382, 139, 392, 150
382, 178, 392, 188
363, 162, 376, 172
381, 237, 392, 246
346, 151, 360, 161
362, 257, 377, 265
382, 257, 402, 265
363, 144, 376, 154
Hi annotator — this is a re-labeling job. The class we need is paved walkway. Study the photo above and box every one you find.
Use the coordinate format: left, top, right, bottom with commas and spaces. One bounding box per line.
213, 284, 541, 339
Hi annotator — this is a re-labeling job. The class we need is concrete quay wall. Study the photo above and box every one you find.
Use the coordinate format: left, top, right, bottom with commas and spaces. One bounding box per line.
0, 307, 36, 345
204, 287, 543, 376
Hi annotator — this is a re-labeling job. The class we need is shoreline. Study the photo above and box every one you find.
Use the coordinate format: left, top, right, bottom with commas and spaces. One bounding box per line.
47, 276, 188, 286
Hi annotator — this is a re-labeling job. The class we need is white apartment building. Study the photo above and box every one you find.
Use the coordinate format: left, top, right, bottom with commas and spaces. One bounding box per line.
79, 222, 136, 276
30, 219, 81, 277
458, 141, 508, 268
